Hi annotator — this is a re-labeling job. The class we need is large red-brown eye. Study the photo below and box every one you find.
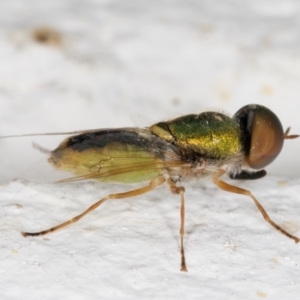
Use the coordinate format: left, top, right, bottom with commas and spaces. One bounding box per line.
234, 104, 284, 169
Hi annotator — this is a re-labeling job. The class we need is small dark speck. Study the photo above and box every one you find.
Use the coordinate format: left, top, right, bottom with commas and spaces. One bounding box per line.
32, 26, 62, 46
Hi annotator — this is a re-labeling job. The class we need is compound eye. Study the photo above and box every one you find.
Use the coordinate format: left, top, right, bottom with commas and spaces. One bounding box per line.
234, 105, 284, 169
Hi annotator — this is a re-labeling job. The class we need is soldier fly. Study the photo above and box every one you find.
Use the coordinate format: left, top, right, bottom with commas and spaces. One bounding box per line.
1, 104, 299, 271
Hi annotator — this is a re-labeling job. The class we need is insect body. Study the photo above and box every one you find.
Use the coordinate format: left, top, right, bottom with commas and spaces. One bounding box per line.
1, 104, 299, 271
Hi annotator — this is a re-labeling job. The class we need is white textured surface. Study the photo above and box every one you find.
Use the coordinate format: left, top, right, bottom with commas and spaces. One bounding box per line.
0, 1, 300, 299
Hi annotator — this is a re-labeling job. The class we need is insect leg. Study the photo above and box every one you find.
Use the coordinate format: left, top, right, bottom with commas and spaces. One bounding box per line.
213, 170, 299, 243
22, 175, 166, 237
168, 179, 187, 272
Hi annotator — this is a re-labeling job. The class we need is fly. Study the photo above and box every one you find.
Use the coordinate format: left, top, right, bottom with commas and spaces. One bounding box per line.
1, 104, 299, 272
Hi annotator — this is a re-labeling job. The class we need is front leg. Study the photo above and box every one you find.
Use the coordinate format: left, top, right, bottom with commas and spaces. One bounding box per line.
213, 170, 299, 243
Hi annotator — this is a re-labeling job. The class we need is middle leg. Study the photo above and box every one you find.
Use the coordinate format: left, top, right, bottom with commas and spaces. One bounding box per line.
168, 179, 187, 272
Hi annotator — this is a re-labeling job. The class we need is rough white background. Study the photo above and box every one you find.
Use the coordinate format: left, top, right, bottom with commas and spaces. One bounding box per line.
0, 0, 300, 299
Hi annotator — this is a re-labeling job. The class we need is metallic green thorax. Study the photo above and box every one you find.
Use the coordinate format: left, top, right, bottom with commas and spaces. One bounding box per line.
150, 112, 242, 159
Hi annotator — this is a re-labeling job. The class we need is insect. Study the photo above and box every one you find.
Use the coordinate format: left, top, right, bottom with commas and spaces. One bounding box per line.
1, 104, 299, 272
